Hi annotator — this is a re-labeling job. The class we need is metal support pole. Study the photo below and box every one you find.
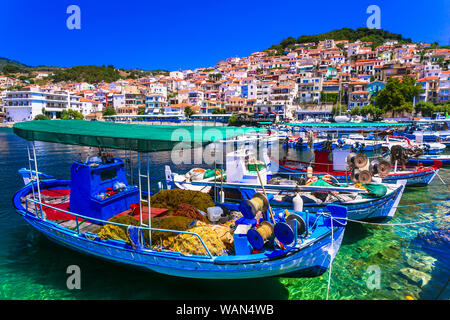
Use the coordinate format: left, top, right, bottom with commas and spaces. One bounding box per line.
146, 153, 151, 248
32, 142, 44, 219
27, 146, 36, 200
138, 152, 143, 226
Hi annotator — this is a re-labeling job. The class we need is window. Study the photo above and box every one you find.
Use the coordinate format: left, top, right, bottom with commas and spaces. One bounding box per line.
100, 168, 117, 181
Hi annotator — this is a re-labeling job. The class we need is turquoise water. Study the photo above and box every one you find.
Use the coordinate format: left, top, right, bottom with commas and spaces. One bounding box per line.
0, 128, 449, 300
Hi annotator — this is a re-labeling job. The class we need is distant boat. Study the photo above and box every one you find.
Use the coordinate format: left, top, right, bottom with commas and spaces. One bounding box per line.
334, 115, 350, 123
407, 154, 450, 166
275, 157, 442, 187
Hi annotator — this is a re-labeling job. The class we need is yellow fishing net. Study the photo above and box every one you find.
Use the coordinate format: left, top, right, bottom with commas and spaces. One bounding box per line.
95, 215, 231, 256
95, 216, 140, 241
150, 189, 215, 213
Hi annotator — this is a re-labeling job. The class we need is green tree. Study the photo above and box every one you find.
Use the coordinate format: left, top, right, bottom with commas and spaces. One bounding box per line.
51, 65, 121, 83
350, 106, 361, 116
415, 101, 434, 116
212, 108, 226, 114
2, 64, 21, 74
375, 78, 406, 115
102, 107, 117, 116
320, 91, 339, 104
184, 106, 195, 118
228, 114, 238, 125
375, 76, 422, 117
332, 104, 347, 116
34, 114, 50, 120
61, 109, 84, 120
208, 73, 222, 81
393, 102, 414, 117
400, 76, 422, 103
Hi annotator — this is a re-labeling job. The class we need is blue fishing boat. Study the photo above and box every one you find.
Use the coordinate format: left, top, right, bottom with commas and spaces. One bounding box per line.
12, 120, 348, 279
407, 154, 450, 166
18, 168, 53, 185
275, 157, 441, 187
166, 149, 406, 223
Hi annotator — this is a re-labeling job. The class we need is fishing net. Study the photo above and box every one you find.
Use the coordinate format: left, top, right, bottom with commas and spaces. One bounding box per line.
158, 221, 226, 256
150, 189, 215, 213
173, 203, 209, 222
95, 215, 140, 242
95, 215, 229, 256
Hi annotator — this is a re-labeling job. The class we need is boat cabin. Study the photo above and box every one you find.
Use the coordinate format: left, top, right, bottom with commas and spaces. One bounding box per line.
226, 150, 272, 184
69, 157, 139, 222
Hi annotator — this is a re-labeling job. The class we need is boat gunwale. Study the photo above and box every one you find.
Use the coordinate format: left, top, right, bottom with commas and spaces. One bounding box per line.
12, 179, 342, 267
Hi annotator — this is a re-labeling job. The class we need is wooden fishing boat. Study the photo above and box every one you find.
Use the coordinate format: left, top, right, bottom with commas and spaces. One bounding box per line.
382, 136, 446, 155
275, 157, 442, 187
407, 154, 450, 166
166, 150, 406, 223
12, 120, 348, 279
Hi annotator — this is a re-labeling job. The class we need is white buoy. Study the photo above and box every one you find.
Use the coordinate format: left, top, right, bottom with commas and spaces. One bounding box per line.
293, 193, 304, 211
307, 166, 313, 178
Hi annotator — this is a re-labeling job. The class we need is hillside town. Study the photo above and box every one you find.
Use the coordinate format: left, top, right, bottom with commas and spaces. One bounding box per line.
1, 38, 449, 123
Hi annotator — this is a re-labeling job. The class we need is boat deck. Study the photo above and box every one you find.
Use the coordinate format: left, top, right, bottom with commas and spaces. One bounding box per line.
20, 188, 168, 234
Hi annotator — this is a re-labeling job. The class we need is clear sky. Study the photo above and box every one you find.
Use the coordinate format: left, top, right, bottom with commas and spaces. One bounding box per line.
0, 0, 448, 71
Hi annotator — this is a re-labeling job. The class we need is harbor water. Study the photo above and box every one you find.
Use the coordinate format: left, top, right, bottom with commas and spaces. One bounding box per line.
0, 128, 449, 300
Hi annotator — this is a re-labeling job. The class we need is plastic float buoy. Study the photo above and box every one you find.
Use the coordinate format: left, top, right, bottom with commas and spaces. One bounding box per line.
352, 169, 372, 184
370, 159, 391, 177
247, 221, 274, 250
292, 193, 303, 211
239, 193, 269, 219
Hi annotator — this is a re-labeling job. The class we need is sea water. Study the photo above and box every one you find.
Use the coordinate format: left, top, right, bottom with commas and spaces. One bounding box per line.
0, 128, 448, 300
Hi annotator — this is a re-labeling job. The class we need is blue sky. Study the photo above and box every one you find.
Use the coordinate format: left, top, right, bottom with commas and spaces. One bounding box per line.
0, 0, 448, 71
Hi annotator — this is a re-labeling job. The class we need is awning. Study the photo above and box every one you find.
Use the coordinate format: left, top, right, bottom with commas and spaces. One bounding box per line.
14, 120, 266, 152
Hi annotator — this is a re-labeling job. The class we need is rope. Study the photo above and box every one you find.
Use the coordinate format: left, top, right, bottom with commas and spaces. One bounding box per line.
432, 169, 447, 186
318, 211, 450, 227
396, 200, 450, 208
326, 217, 333, 300
435, 277, 450, 300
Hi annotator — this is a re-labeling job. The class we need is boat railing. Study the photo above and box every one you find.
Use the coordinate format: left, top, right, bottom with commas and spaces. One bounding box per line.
24, 198, 214, 259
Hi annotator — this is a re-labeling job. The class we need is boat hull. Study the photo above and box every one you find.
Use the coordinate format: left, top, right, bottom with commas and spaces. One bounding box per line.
277, 160, 440, 186
19, 213, 344, 279
13, 180, 346, 280
407, 157, 450, 166
258, 183, 405, 223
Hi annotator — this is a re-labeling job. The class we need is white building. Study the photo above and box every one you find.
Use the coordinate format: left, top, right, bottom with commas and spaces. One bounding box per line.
78, 98, 104, 116
3, 87, 81, 122
169, 71, 184, 79
113, 94, 125, 109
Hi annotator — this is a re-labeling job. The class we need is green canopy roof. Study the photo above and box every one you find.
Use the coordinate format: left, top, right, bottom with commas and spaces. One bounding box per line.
13, 120, 265, 152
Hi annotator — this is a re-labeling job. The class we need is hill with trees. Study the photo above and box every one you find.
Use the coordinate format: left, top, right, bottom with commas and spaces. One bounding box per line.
0, 57, 29, 71
51, 65, 122, 83
268, 28, 413, 53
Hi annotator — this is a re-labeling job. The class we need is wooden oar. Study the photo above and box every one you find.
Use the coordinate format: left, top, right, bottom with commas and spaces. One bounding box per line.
253, 160, 276, 225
